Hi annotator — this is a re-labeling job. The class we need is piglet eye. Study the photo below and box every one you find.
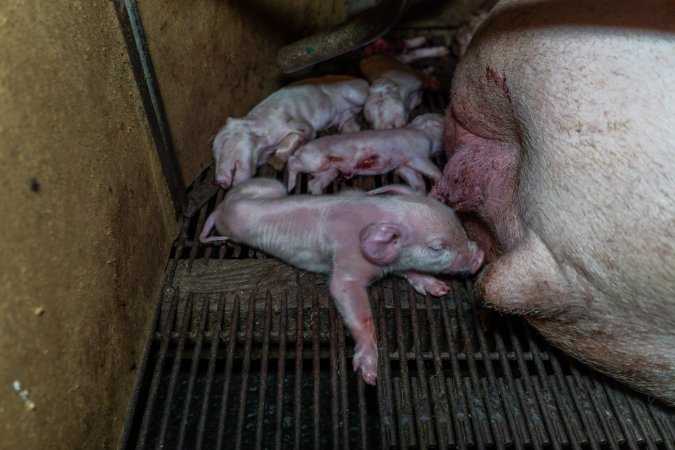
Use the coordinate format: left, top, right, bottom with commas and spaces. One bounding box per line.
429, 241, 445, 251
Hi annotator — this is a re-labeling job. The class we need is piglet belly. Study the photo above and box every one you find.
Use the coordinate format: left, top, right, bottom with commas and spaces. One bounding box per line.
230, 202, 334, 273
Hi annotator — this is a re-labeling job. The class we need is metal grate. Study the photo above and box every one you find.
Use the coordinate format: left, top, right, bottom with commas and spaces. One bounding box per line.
120, 80, 675, 449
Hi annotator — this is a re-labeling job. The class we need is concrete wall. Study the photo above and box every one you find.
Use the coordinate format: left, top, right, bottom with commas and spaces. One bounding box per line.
137, 0, 346, 185
0, 2, 179, 448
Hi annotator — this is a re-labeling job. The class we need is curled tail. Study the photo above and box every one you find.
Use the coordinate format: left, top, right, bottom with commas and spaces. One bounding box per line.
199, 212, 229, 244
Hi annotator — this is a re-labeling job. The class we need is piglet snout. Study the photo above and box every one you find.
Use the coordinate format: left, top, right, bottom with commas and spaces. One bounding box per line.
468, 243, 485, 274
213, 176, 230, 189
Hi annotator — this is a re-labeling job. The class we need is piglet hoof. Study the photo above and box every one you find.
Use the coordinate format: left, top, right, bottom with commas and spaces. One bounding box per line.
407, 274, 449, 297
426, 281, 450, 297
352, 347, 378, 386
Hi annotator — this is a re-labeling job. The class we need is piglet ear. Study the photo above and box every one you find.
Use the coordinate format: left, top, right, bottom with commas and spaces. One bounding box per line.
367, 185, 418, 196
360, 222, 403, 266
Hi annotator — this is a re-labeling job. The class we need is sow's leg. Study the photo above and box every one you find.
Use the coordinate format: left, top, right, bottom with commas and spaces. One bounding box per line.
479, 230, 675, 404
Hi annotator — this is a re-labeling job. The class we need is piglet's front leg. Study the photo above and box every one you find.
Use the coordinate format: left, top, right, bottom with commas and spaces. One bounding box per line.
329, 270, 378, 385
401, 271, 449, 296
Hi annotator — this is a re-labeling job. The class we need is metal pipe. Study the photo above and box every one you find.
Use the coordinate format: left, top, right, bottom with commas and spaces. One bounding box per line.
275, 0, 414, 73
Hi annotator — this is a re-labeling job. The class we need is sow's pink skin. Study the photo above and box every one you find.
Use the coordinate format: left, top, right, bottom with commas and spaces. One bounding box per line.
431, 0, 675, 404
359, 55, 426, 130
200, 178, 484, 385
286, 113, 444, 194
212, 75, 369, 188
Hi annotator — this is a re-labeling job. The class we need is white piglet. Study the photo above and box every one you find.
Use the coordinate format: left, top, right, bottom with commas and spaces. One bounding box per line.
212, 75, 369, 188
199, 178, 484, 385
287, 113, 445, 194
359, 55, 424, 129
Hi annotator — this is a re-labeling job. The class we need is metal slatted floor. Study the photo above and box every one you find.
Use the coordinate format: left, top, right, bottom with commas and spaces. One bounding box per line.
120, 72, 675, 449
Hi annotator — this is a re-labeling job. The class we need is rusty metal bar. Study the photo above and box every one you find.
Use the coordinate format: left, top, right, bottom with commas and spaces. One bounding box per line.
212, 294, 242, 449
421, 293, 454, 448
234, 293, 258, 450
136, 289, 180, 450
375, 285, 398, 449
113, 0, 186, 216
274, 292, 289, 450
544, 344, 596, 449
337, 306, 351, 450
567, 375, 606, 448
571, 365, 622, 449
293, 291, 304, 450
437, 281, 474, 448
648, 402, 675, 450
391, 278, 418, 446
600, 380, 641, 449
357, 373, 369, 450
328, 300, 341, 450
562, 367, 604, 449
392, 378, 406, 446
156, 293, 193, 449
311, 291, 321, 450
506, 319, 551, 448
176, 296, 210, 449
194, 294, 226, 449
451, 284, 496, 448
459, 281, 513, 448
626, 394, 657, 450
406, 285, 437, 449
523, 326, 574, 448
254, 291, 273, 450
275, 0, 414, 73
466, 285, 523, 449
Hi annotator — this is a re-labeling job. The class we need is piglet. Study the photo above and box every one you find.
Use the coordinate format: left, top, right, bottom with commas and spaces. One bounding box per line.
359, 55, 424, 129
200, 178, 484, 385
287, 113, 444, 194
362, 36, 449, 64
212, 75, 369, 188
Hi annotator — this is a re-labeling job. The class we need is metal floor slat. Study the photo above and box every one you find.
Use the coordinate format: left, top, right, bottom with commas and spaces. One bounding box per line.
121, 277, 675, 449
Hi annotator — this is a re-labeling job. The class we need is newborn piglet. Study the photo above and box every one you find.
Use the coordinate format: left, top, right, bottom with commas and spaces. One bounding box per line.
213, 75, 369, 188
359, 55, 425, 129
200, 178, 484, 385
362, 36, 449, 64
287, 113, 444, 194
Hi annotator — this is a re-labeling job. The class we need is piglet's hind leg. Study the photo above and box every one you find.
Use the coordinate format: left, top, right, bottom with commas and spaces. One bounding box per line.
396, 166, 427, 193
308, 168, 339, 194
405, 157, 442, 181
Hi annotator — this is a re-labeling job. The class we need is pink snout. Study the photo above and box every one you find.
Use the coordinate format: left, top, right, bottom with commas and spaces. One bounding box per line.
213, 177, 230, 189
468, 247, 484, 274
448, 242, 485, 274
